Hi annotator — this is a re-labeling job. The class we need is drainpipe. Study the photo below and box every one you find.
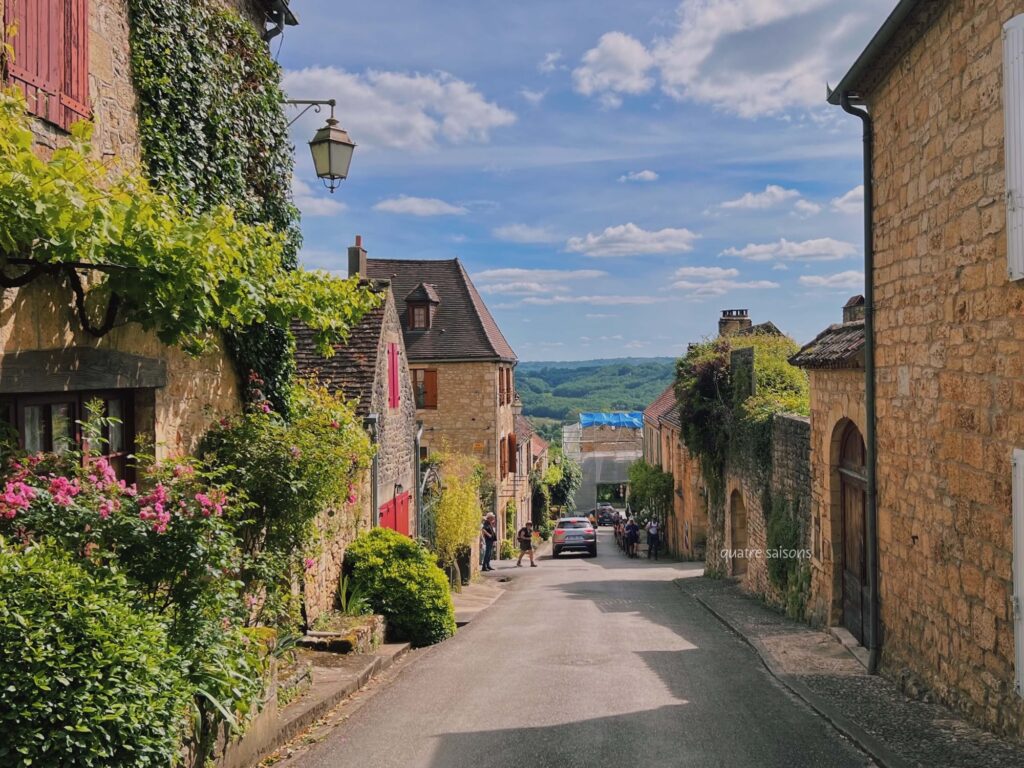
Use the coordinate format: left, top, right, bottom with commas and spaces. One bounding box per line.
364, 414, 380, 526
414, 420, 423, 539
840, 91, 880, 674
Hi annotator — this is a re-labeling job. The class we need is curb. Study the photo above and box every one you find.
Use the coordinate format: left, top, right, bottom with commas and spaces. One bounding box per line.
677, 581, 910, 768
229, 643, 410, 768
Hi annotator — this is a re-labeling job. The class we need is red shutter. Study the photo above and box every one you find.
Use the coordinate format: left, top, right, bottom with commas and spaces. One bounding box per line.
60, 0, 89, 126
423, 369, 437, 409
4, 0, 89, 129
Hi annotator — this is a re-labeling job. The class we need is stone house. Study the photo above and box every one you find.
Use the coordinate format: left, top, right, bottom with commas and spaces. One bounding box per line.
292, 270, 418, 623
0, 0, 293, 469
808, 0, 1024, 738
357, 249, 530, 540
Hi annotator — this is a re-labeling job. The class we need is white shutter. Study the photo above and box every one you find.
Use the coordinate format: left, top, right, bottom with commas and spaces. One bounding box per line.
1012, 449, 1024, 697
1003, 16, 1024, 280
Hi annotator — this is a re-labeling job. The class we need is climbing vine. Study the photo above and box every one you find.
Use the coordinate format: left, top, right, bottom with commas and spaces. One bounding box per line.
125, 0, 305, 409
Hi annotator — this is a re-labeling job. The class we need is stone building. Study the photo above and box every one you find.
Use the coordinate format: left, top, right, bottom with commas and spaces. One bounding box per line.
0, 0, 294, 467
790, 297, 868, 639
563, 412, 642, 511
818, 0, 1024, 738
360, 251, 530, 540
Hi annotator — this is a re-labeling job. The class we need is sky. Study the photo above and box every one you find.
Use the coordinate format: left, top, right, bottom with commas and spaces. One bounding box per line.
278, 0, 899, 361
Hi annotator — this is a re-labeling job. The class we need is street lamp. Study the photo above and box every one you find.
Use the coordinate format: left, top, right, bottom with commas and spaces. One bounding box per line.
283, 99, 356, 193
512, 394, 523, 417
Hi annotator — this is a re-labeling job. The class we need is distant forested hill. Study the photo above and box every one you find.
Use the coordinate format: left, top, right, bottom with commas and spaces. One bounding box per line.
517, 358, 676, 442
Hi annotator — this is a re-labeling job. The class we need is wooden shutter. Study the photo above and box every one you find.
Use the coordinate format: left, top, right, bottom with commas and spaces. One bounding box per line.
423, 369, 437, 409
4, 0, 89, 129
508, 433, 517, 474
1006, 15, 1024, 280
1012, 449, 1024, 697
500, 436, 507, 478
60, 0, 88, 127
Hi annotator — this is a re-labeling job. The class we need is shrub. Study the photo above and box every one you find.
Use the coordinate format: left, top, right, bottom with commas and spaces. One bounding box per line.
431, 452, 483, 579
344, 528, 455, 646
0, 539, 191, 767
499, 540, 516, 560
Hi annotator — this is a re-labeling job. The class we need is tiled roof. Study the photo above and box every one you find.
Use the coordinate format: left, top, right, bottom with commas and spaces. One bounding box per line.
644, 384, 677, 424
292, 283, 389, 417
515, 414, 536, 440
366, 258, 516, 362
789, 320, 865, 370
406, 283, 440, 304
531, 434, 548, 456
660, 403, 682, 430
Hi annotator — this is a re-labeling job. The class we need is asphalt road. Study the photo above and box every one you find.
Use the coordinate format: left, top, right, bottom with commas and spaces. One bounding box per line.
292, 530, 872, 768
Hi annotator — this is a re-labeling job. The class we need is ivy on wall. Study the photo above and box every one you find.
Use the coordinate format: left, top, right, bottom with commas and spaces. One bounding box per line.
126, 0, 303, 410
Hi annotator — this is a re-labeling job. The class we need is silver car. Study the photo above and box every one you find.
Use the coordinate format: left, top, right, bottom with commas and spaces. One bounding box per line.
551, 517, 597, 558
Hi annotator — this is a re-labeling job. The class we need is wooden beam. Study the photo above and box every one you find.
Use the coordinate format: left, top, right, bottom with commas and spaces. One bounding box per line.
0, 347, 167, 393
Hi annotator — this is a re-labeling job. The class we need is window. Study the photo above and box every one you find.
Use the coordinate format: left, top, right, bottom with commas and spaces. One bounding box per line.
3, 0, 90, 130
412, 369, 437, 409
419, 445, 429, 463
499, 435, 507, 479
1, 391, 135, 479
387, 343, 400, 409
1005, 15, 1024, 280
409, 304, 429, 330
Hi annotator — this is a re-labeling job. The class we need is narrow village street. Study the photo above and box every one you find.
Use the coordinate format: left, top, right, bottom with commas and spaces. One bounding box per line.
283, 531, 871, 768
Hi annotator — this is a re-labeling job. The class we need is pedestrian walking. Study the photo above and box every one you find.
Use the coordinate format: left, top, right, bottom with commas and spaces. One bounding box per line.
625, 517, 640, 558
646, 519, 660, 560
481, 513, 497, 571
516, 521, 537, 567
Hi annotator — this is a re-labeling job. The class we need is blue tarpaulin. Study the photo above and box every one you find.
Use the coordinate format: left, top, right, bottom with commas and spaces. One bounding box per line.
579, 412, 644, 429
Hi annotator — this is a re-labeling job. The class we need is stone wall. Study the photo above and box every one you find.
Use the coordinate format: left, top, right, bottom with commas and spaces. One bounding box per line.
660, 423, 707, 560
866, 0, 1024, 737
368, 290, 418, 532
805, 368, 867, 627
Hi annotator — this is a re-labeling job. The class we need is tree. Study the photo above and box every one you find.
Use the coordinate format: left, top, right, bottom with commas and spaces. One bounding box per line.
627, 459, 674, 524
548, 447, 582, 512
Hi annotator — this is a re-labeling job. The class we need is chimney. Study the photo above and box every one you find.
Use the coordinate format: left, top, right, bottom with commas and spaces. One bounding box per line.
718, 309, 751, 337
843, 295, 865, 323
348, 234, 367, 278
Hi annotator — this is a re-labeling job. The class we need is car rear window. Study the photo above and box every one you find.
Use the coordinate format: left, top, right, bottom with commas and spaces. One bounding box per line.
556, 521, 590, 529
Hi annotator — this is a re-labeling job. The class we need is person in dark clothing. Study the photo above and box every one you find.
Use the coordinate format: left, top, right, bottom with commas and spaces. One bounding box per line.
646, 519, 660, 560
625, 518, 640, 558
516, 522, 536, 567
481, 513, 497, 571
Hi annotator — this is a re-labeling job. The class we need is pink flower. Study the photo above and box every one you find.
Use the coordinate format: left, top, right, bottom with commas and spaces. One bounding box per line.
172, 464, 193, 478
290, 446, 301, 459
48, 476, 80, 508
304, 558, 316, 571
330, 420, 340, 430
0, 480, 36, 519
261, 402, 272, 414
347, 485, 358, 505
98, 500, 112, 520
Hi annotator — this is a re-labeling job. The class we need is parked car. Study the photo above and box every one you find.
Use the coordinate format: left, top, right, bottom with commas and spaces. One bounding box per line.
597, 508, 616, 526
551, 517, 597, 558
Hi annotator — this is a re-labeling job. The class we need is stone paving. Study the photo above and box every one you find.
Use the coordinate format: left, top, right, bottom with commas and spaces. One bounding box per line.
676, 576, 1024, 768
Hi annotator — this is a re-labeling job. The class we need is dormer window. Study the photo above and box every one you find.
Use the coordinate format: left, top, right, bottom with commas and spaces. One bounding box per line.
405, 283, 440, 332
411, 304, 429, 330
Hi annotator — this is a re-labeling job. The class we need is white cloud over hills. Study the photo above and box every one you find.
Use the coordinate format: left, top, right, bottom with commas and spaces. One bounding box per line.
566, 222, 699, 257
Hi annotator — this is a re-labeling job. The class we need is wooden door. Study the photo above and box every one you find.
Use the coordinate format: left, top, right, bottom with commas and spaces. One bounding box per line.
839, 425, 868, 644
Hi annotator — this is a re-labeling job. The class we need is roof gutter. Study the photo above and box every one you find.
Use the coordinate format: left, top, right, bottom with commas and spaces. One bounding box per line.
827, 0, 925, 105
839, 91, 881, 675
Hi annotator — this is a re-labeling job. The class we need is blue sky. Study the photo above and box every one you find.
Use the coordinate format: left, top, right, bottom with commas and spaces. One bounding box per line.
279, 0, 898, 361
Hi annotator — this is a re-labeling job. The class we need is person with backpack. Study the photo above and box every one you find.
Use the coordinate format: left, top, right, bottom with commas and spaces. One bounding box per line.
516, 521, 537, 567
646, 518, 661, 560
481, 513, 497, 571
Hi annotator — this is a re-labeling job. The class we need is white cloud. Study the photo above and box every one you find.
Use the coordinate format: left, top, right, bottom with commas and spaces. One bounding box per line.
291, 177, 347, 217
478, 281, 553, 295
831, 185, 864, 214
566, 222, 699, 257
669, 265, 779, 296
721, 184, 799, 209
282, 67, 515, 151
522, 294, 663, 306
794, 199, 823, 217
598, 334, 624, 341
672, 266, 739, 280
721, 237, 856, 262
492, 224, 561, 243
619, 169, 659, 183
799, 270, 864, 290
519, 88, 546, 106
624, 340, 651, 350
585, 313, 619, 319
373, 195, 468, 216
573, 32, 655, 108
538, 51, 563, 73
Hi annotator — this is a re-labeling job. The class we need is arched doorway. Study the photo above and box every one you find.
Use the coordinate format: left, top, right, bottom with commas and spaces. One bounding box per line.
730, 489, 748, 576
838, 423, 868, 644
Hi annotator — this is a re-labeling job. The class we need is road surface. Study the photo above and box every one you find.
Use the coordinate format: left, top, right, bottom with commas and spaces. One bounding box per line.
290, 529, 872, 768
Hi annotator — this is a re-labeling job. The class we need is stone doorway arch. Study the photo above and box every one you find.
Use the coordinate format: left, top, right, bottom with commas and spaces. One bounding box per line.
730, 489, 748, 576
835, 421, 868, 644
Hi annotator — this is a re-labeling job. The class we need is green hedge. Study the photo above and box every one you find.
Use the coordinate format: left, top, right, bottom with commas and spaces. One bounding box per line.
344, 529, 456, 647
0, 540, 190, 767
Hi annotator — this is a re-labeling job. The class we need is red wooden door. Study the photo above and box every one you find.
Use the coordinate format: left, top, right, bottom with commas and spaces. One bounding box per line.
379, 499, 395, 531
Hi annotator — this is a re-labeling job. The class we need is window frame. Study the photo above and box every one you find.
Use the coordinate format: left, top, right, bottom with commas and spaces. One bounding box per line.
412, 368, 438, 409
409, 303, 430, 330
